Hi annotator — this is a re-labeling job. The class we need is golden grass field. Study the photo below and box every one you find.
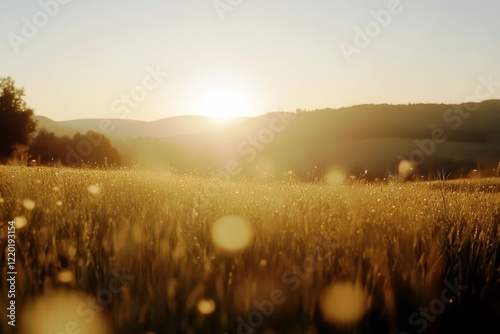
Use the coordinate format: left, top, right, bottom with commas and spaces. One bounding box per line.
0, 166, 499, 334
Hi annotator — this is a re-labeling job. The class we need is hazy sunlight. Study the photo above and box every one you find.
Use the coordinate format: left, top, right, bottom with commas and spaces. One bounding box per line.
202, 90, 244, 121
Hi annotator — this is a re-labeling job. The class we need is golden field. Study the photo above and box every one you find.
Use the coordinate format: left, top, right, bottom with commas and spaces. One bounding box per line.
0, 166, 499, 334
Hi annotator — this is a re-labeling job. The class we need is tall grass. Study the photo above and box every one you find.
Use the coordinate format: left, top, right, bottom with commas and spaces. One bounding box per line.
0, 166, 499, 333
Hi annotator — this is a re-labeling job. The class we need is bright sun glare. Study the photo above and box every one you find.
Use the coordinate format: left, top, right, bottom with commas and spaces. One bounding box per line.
202, 90, 243, 121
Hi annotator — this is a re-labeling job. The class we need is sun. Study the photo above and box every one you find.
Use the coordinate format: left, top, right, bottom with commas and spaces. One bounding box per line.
202, 90, 243, 121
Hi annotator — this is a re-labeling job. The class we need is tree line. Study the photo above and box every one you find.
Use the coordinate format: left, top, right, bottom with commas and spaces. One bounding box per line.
0, 77, 120, 166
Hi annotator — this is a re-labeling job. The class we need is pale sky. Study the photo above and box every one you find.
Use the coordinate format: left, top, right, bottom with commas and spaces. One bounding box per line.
1, 0, 499, 121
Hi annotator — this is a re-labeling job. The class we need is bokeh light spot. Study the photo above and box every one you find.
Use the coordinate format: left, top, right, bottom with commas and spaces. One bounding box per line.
14, 216, 27, 229
320, 282, 370, 325
398, 160, 415, 178
20, 291, 110, 334
22, 199, 35, 210
88, 184, 101, 195
211, 215, 252, 252
197, 299, 216, 315
325, 170, 346, 185
57, 269, 75, 284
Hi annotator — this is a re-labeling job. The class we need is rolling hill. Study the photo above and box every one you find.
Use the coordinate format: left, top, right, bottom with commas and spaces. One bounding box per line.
34, 115, 249, 140
34, 100, 500, 179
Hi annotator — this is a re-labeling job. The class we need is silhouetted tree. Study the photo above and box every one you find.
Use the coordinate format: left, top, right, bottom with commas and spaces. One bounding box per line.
67, 131, 120, 166
29, 129, 67, 165
30, 129, 121, 167
0, 77, 37, 162
77, 130, 121, 166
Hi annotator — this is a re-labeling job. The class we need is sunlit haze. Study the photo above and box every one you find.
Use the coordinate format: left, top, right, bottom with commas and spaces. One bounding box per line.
1, 2, 499, 333
1, 0, 499, 121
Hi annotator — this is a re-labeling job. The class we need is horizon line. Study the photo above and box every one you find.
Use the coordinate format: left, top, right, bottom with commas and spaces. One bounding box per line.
34, 99, 500, 123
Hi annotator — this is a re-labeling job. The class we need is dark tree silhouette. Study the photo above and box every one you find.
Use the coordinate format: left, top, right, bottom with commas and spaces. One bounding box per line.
29, 129, 68, 165
30, 129, 121, 167
0, 77, 37, 162
71, 131, 121, 166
